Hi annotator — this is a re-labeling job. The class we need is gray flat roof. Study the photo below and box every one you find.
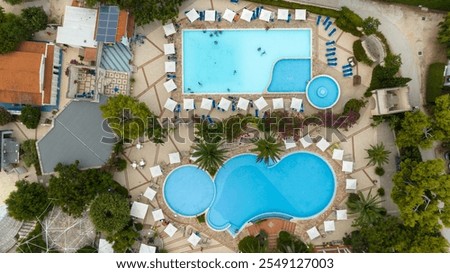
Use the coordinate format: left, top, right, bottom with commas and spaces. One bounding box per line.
37, 96, 115, 174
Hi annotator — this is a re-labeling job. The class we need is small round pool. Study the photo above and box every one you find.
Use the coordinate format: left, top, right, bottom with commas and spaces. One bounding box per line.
163, 165, 214, 217
306, 75, 340, 109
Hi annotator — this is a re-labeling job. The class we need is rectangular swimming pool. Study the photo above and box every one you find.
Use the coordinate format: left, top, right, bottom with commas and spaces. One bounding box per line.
182, 29, 312, 94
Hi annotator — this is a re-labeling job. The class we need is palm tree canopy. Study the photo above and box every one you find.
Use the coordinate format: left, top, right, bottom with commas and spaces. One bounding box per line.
250, 134, 283, 165
347, 190, 385, 227
365, 143, 390, 166
191, 141, 228, 176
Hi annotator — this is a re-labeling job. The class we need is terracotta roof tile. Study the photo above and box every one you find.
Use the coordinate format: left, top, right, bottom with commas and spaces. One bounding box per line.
115, 10, 129, 42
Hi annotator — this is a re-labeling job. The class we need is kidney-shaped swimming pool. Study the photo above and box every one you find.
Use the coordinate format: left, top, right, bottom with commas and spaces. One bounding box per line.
163, 151, 336, 236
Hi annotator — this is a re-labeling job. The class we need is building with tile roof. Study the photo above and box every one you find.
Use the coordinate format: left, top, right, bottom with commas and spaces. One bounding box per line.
0, 41, 62, 113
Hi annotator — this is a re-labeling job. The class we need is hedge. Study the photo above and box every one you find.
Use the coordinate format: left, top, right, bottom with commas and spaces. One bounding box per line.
353, 40, 374, 65
425, 63, 446, 104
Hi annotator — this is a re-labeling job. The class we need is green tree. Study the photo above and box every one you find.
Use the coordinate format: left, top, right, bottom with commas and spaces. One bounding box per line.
365, 142, 390, 166
21, 139, 39, 167
346, 190, 385, 227
362, 16, 381, 35
277, 231, 312, 253
21, 6, 48, 33
344, 216, 448, 253
238, 235, 267, 253
106, 224, 139, 253
5, 180, 51, 221
438, 12, 450, 58
100, 94, 153, 141
148, 116, 168, 145
48, 162, 126, 217
392, 159, 450, 231
90, 193, 130, 234
19, 105, 41, 129
396, 111, 434, 148
191, 141, 228, 176
251, 133, 283, 165
0, 13, 29, 54
432, 94, 450, 140
0, 106, 13, 125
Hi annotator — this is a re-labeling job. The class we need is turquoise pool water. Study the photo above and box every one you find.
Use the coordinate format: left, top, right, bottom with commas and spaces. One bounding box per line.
182, 29, 311, 94
163, 166, 214, 216
163, 152, 336, 235
306, 75, 340, 109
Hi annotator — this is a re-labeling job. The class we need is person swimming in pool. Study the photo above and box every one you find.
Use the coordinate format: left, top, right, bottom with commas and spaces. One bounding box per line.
233, 70, 237, 75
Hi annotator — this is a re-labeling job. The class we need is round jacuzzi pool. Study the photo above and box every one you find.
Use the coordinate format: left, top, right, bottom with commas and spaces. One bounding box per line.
306, 75, 340, 109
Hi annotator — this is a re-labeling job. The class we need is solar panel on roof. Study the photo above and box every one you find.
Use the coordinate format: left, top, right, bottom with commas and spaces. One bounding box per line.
96, 6, 120, 43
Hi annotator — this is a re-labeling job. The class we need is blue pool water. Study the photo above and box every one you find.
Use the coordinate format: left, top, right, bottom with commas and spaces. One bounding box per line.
164, 152, 336, 235
268, 59, 311, 92
183, 29, 311, 94
163, 166, 214, 216
306, 75, 340, 109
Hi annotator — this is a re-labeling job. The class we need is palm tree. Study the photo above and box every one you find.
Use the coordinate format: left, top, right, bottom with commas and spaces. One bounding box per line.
191, 141, 228, 176
347, 190, 385, 227
365, 143, 390, 166
251, 133, 283, 165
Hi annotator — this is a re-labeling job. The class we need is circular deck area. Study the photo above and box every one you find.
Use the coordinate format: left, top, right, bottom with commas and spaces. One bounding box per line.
306, 75, 340, 109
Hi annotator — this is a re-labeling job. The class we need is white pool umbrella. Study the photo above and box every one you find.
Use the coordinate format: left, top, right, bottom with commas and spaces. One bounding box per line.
183, 98, 195, 110
223, 9, 236, 23
284, 138, 296, 150
237, 97, 249, 111
163, 43, 175, 55
163, 23, 176, 36
130, 202, 149, 220
346, 179, 357, 190
188, 233, 201, 246
218, 97, 231, 111
324, 220, 336, 232
144, 187, 157, 201
163, 79, 177, 92
149, 165, 162, 178
169, 152, 181, 164
306, 226, 320, 240
200, 98, 213, 110
164, 98, 177, 112
277, 9, 289, 21
342, 161, 354, 173
152, 209, 164, 221
205, 10, 216, 22
186, 8, 200, 23
336, 209, 348, 220
272, 98, 284, 110
165, 61, 176, 73
254, 97, 268, 110
139, 243, 156, 253
295, 9, 306, 20
300, 134, 313, 148
240, 9, 253, 22
164, 223, 178, 237
290, 98, 303, 112
259, 9, 272, 22
332, 149, 344, 160
316, 138, 330, 152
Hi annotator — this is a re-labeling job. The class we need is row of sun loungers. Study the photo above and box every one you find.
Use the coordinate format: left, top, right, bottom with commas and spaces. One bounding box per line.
317, 16, 337, 37
325, 40, 338, 67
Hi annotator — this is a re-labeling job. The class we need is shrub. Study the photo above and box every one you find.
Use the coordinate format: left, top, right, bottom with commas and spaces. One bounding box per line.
76, 245, 97, 253
426, 63, 446, 104
348, 192, 361, 204
0, 106, 13, 125
377, 187, 385, 197
353, 40, 374, 65
343, 98, 366, 114
109, 157, 127, 172
238, 235, 266, 253
399, 146, 422, 163
196, 214, 206, 223
21, 139, 39, 167
362, 17, 380, 36
375, 166, 385, 176
335, 7, 364, 37
20, 105, 41, 129
277, 231, 311, 253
